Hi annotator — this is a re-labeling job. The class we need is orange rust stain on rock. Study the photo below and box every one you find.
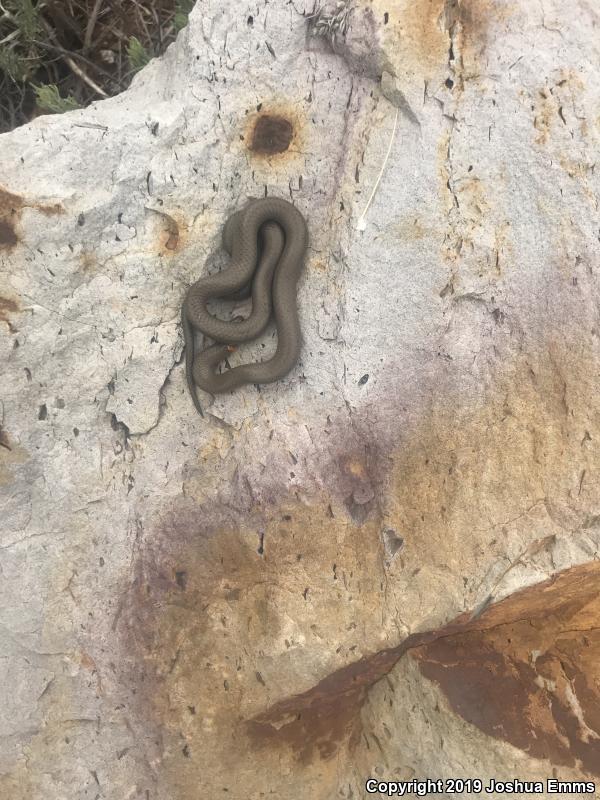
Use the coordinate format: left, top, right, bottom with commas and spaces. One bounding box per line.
382, 0, 512, 78
147, 208, 187, 255
533, 86, 559, 146
530, 70, 587, 149
0, 185, 64, 250
356, 0, 499, 86
162, 212, 188, 254
163, 223, 180, 252
412, 562, 600, 776
383, 0, 448, 77
436, 129, 512, 270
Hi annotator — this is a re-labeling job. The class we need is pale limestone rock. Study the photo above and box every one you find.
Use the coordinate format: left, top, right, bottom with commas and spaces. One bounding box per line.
1, 0, 599, 798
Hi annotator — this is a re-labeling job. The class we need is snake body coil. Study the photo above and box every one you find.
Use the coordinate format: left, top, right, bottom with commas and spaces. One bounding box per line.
182, 197, 309, 414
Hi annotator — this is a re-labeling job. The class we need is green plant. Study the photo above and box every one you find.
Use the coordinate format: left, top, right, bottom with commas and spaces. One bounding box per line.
173, 0, 194, 31
11, 0, 42, 41
0, 0, 44, 128
0, 43, 30, 83
0, 1, 189, 133
0, 0, 43, 82
34, 82, 80, 112
126, 35, 151, 71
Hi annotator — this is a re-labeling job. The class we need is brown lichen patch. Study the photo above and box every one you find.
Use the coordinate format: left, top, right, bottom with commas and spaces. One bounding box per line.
244, 105, 305, 166
412, 562, 600, 776
0, 219, 18, 248
0, 185, 64, 250
0, 187, 22, 207
0, 187, 23, 249
0, 295, 20, 330
250, 114, 293, 155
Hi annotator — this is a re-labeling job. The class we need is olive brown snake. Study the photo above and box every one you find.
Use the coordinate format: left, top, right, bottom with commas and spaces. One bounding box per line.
181, 197, 309, 415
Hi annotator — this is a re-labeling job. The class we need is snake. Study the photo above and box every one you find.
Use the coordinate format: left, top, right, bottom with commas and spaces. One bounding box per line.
181, 197, 309, 415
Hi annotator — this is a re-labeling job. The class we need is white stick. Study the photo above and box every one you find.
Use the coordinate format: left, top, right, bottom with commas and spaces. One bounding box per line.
356, 106, 399, 232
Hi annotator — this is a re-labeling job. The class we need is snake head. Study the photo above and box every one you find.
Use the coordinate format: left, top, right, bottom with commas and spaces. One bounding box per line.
226, 344, 237, 352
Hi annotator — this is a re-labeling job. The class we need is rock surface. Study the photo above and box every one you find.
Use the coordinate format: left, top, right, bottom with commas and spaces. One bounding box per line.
1, 0, 600, 797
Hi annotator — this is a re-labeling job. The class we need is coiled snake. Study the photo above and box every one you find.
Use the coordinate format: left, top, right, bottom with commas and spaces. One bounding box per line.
181, 197, 309, 415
